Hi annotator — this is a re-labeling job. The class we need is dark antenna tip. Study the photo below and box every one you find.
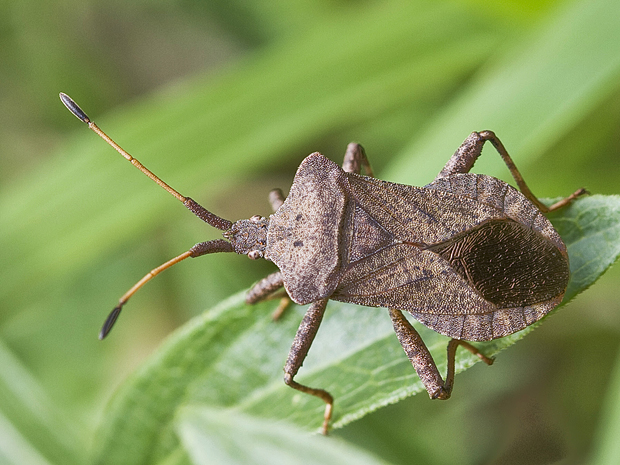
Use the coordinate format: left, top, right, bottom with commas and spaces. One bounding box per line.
59, 92, 91, 124
99, 305, 123, 340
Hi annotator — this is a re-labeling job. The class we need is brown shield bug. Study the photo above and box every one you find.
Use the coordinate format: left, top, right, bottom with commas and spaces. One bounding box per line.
60, 93, 586, 434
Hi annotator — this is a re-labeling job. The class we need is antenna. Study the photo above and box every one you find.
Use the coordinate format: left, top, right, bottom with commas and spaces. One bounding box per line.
99, 240, 233, 339
59, 93, 233, 231
59, 93, 236, 338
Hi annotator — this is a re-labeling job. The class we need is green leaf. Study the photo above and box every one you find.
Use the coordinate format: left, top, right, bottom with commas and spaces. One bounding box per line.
91, 195, 620, 464
550, 195, 620, 301
176, 406, 389, 465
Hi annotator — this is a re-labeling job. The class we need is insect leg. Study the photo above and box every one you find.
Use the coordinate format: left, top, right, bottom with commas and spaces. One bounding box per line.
388, 309, 450, 399
342, 143, 374, 177
246, 272, 284, 303
389, 309, 494, 398
437, 131, 586, 212
269, 188, 286, 211
245, 271, 289, 320
284, 298, 333, 434
444, 339, 494, 394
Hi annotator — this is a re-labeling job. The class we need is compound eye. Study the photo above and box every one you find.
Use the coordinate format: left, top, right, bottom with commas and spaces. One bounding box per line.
248, 250, 261, 260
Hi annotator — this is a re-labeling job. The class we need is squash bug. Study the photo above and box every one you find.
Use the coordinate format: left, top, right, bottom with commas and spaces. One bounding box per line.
60, 93, 586, 434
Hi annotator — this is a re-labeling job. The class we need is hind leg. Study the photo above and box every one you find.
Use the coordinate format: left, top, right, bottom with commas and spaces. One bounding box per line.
389, 309, 493, 399
438, 131, 586, 212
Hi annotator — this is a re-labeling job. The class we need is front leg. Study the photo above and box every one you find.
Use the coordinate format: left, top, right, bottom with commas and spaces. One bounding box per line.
246, 271, 289, 320
438, 131, 586, 212
246, 271, 284, 303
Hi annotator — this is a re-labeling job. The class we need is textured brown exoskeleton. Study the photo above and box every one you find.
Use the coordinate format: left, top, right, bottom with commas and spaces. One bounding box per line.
60, 93, 586, 434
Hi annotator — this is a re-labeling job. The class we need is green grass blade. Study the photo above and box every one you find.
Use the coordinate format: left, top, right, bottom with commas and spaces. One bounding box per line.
0, 339, 85, 465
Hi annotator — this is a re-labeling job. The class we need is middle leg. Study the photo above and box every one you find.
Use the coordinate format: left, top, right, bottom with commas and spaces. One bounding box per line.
284, 298, 333, 434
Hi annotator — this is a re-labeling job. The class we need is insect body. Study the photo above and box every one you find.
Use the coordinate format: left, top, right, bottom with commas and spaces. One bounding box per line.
266, 152, 571, 334
60, 93, 585, 434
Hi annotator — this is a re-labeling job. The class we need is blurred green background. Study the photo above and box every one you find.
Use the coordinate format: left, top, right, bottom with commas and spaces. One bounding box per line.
1, 0, 620, 463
